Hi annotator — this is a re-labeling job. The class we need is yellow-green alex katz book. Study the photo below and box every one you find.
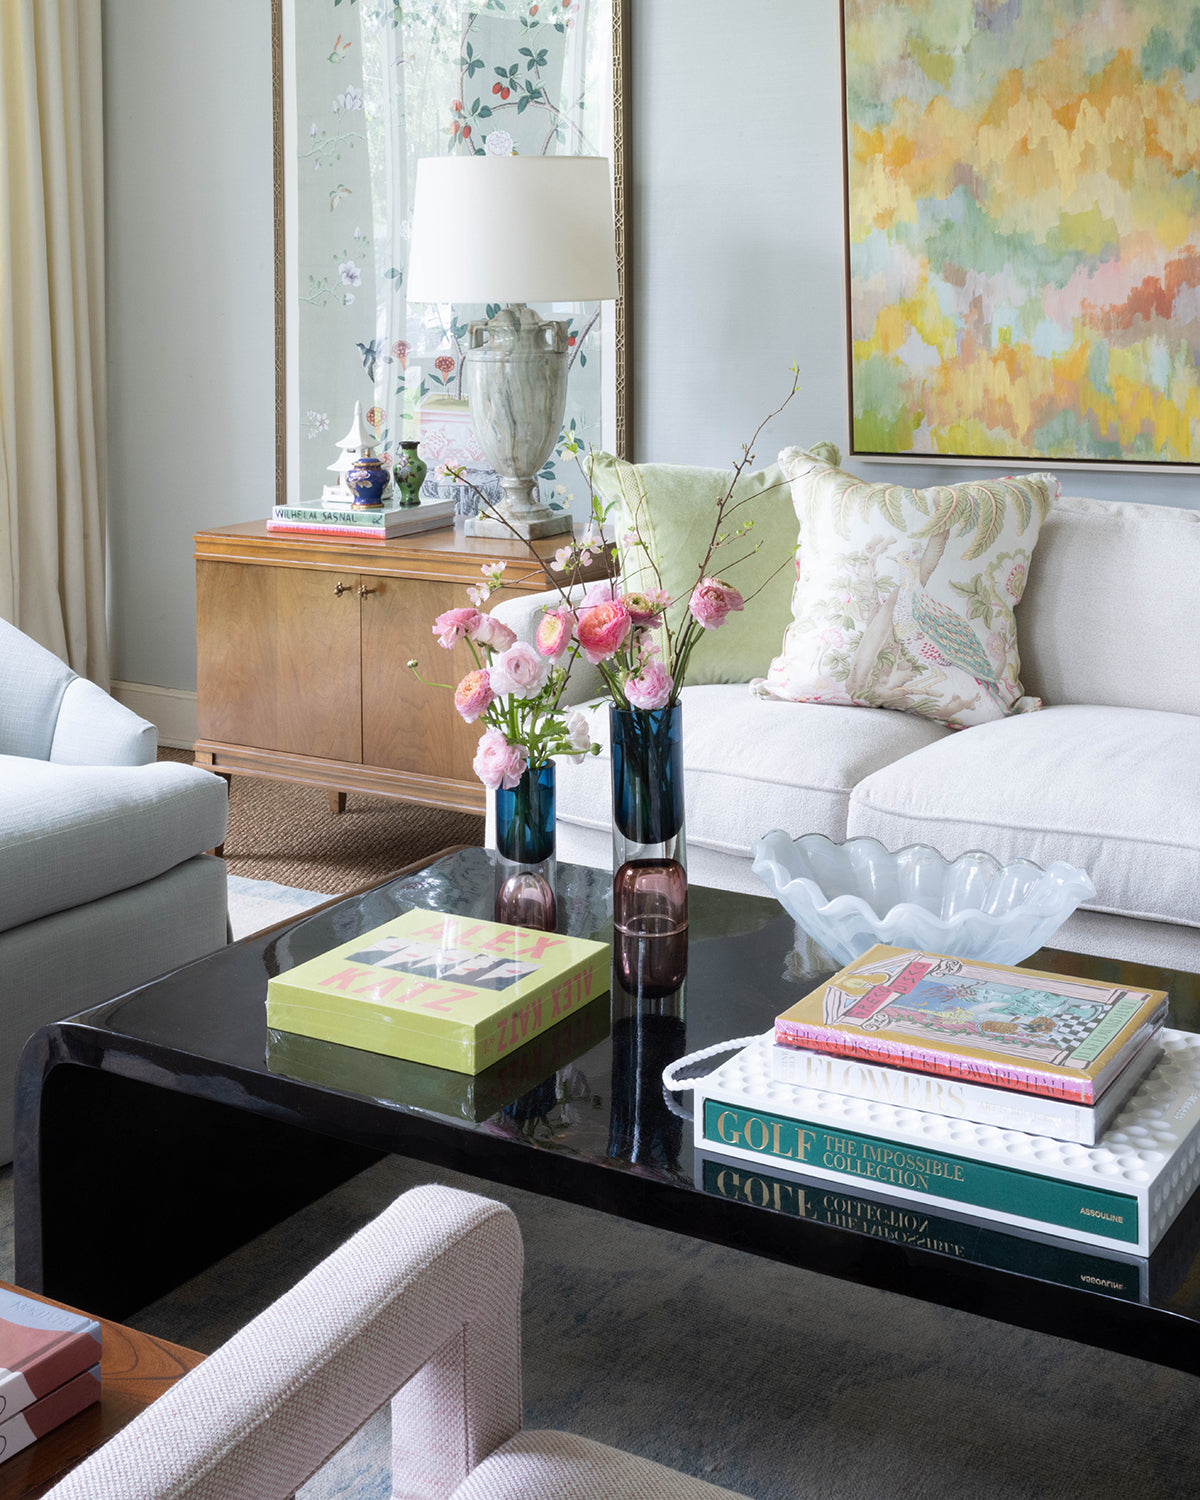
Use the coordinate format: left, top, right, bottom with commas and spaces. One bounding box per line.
266, 907, 610, 1074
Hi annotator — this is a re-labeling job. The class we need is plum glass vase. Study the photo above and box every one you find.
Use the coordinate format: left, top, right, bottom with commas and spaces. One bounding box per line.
494, 761, 557, 930
610, 704, 687, 938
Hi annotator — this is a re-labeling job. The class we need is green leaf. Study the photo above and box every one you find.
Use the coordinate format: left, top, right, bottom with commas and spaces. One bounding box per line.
517, 94, 530, 112
910, 488, 958, 539
877, 484, 907, 530
1009, 486, 1031, 534
964, 489, 1004, 559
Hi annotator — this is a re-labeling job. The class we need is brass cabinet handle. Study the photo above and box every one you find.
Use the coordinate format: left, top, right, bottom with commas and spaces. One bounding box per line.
333, 581, 347, 597
358, 583, 378, 598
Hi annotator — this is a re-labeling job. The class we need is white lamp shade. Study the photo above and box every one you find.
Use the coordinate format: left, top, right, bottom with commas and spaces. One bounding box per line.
406, 155, 619, 304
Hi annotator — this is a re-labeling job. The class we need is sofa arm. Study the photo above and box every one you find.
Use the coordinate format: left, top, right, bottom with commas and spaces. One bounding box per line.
489, 588, 607, 707
49, 676, 157, 766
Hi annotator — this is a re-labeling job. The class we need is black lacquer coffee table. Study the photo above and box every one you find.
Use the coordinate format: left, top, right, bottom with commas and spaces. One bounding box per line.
14, 848, 1200, 1374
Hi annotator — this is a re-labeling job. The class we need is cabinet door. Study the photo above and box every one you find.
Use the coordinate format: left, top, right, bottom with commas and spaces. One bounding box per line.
360, 575, 481, 783
197, 561, 362, 763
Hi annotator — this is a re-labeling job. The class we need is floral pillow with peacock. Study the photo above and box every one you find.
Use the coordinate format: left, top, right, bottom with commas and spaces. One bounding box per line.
752, 450, 1060, 729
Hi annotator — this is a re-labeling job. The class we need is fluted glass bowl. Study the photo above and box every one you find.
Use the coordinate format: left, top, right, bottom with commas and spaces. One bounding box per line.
750, 832, 1096, 968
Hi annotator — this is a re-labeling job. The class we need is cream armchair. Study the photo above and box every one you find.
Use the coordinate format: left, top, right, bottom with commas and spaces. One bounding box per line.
44, 1186, 751, 1500
0, 618, 228, 1161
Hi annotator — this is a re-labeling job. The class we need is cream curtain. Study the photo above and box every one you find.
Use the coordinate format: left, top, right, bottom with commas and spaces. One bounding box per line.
0, 0, 107, 683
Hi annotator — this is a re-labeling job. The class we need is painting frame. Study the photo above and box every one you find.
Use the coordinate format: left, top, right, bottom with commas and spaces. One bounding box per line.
271, 0, 631, 510
842, 0, 1200, 472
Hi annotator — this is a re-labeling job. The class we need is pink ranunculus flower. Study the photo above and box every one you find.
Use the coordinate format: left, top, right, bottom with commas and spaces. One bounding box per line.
620, 589, 670, 626
535, 606, 574, 659
433, 606, 482, 648
624, 660, 673, 710
473, 613, 517, 652
473, 729, 528, 790
689, 577, 745, 630
580, 579, 616, 607
489, 640, 551, 699
454, 668, 494, 723
575, 599, 631, 663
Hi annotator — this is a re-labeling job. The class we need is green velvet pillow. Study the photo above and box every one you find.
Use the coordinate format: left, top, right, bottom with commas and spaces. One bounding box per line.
587, 451, 802, 686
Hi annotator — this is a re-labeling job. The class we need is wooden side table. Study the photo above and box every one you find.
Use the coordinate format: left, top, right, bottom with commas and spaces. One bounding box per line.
194, 520, 603, 815
0, 1281, 202, 1498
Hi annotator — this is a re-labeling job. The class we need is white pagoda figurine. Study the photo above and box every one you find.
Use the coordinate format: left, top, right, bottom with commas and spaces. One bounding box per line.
323, 401, 392, 504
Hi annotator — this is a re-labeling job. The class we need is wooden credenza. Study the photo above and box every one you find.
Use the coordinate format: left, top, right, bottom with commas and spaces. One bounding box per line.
194, 520, 597, 814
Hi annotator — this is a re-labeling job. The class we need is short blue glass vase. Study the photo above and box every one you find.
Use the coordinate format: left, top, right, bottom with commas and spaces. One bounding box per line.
494, 761, 557, 930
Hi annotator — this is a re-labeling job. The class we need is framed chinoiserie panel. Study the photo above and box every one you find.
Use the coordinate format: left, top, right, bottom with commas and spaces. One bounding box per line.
273, 0, 630, 511
842, 0, 1200, 469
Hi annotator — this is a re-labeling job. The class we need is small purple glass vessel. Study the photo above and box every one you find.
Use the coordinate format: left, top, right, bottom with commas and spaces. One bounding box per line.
612, 859, 688, 939
495, 870, 557, 932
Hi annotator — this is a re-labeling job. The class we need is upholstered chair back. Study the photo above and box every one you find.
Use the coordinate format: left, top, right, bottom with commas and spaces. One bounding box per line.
0, 617, 76, 759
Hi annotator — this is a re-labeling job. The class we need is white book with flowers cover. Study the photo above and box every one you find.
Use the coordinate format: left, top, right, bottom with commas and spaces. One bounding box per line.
769, 1032, 1163, 1146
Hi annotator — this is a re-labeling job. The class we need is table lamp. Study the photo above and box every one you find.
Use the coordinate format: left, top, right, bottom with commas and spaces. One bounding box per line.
406, 155, 620, 540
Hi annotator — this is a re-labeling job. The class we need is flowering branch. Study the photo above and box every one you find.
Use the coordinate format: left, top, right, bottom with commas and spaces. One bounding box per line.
425, 364, 801, 760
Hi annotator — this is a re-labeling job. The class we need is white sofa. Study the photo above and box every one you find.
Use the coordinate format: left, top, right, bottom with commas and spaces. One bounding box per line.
492, 494, 1200, 974
0, 620, 229, 1162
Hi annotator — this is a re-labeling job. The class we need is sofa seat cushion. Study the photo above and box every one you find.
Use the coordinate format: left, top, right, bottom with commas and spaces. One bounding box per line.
846, 704, 1200, 928
0, 757, 229, 933
558, 686, 950, 857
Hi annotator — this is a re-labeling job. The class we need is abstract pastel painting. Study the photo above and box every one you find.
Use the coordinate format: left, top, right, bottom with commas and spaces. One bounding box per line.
843, 0, 1200, 465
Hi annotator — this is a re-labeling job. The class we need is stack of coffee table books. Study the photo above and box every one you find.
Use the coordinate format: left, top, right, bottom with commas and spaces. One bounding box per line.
690, 944, 1196, 1256
0, 1287, 102, 1463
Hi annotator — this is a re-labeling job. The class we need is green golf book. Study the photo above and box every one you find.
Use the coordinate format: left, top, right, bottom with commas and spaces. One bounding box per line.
266, 907, 609, 1075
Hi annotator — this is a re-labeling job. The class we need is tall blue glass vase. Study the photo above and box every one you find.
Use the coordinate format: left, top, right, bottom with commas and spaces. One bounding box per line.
494, 761, 557, 930
610, 704, 687, 937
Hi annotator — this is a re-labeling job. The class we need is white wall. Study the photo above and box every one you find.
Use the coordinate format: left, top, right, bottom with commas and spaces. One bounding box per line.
104, 0, 275, 695
104, 0, 1200, 697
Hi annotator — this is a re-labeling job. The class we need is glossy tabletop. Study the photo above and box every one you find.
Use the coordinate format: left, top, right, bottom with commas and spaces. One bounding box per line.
14, 848, 1200, 1371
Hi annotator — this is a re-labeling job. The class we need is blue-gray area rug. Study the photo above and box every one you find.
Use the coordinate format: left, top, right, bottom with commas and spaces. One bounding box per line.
3, 1154, 1181, 1500
226, 875, 330, 941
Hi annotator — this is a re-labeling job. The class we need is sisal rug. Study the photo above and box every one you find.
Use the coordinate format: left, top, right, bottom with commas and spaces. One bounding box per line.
2, 1157, 1199, 1499
159, 747, 484, 893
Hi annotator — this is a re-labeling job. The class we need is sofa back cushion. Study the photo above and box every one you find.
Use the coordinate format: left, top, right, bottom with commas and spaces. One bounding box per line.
1018, 497, 1200, 716
0, 618, 75, 759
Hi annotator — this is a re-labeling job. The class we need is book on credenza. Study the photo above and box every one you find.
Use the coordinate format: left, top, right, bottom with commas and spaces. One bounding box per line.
770, 1030, 1163, 1145
0, 1364, 101, 1463
266, 907, 610, 1075
0, 1285, 101, 1423
267, 496, 456, 540
774, 945, 1167, 1106
691, 1029, 1200, 1255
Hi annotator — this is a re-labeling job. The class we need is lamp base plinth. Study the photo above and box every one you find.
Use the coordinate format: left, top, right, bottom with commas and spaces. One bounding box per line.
465, 510, 573, 540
